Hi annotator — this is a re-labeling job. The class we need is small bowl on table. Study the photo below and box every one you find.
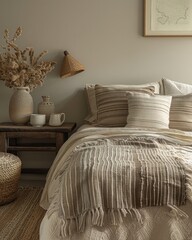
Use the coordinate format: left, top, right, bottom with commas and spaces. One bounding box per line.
30, 114, 46, 127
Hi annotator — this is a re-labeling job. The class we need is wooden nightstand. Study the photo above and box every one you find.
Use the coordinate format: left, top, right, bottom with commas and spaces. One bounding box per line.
0, 122, 76, 174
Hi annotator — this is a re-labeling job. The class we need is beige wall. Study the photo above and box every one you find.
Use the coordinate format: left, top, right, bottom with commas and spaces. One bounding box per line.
1, 0, 192, 179
1, 0, 192, 125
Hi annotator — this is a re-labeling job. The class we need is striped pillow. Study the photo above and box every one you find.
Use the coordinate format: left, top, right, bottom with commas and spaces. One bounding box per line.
170, 94, 192, 131
85, 82, 160, 124
126, 92, 172, 129
94, 85, 155, 126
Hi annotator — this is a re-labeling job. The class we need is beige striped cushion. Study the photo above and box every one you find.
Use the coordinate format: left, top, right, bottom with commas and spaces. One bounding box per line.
85, 82, 160, 124
126, 92, 172, 129
169, 94, 192, 131
95, 85, 155, 126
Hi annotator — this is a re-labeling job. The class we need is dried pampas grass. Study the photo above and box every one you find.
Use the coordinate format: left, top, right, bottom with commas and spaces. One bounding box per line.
0, 27, 56, 91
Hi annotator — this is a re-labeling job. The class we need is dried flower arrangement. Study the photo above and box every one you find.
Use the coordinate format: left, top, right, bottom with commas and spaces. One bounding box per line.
0, 27, 56, 91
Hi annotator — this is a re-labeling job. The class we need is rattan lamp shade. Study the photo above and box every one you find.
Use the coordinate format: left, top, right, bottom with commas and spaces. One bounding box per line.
60, 51, 85, 78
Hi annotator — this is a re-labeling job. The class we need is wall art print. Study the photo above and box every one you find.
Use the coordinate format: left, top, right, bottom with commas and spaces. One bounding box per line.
144, 0, 192, 36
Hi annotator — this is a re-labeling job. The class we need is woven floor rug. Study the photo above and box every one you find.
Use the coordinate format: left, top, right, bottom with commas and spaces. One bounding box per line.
0, 187, 46, 240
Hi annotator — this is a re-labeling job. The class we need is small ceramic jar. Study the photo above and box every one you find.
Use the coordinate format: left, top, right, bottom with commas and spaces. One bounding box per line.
38, 96, 55, 122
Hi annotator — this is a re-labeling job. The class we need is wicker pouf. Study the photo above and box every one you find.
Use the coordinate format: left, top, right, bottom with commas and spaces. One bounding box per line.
0, 152, 21, 205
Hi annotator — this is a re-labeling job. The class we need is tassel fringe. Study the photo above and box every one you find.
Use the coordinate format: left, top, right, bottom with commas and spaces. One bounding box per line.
58, 207, 143, 237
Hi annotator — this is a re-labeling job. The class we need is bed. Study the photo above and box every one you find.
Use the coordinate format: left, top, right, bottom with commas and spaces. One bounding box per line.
39, 79, 192, 240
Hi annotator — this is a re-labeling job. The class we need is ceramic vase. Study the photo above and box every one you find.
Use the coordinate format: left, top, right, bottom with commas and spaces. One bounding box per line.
38, 96, 55, 122
9, 87, 34, 124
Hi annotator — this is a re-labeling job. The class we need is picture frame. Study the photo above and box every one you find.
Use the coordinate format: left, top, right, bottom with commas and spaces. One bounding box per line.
144, 0, 192, 37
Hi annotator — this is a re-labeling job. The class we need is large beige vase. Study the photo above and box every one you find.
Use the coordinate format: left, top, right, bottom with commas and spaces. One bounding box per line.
9, 87, 33, 124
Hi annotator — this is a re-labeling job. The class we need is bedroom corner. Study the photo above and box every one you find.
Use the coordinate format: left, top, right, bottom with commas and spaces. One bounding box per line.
1, 0, 192, 240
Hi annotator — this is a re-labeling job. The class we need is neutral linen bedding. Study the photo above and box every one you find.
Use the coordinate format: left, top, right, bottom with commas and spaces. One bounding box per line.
40, 126, 192, 240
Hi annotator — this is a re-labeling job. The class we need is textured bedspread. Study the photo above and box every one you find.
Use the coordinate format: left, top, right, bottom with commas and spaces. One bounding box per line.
40, 127, 192, 238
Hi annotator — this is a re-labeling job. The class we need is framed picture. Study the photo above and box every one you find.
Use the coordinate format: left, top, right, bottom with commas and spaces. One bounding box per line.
144, 0, 192, 36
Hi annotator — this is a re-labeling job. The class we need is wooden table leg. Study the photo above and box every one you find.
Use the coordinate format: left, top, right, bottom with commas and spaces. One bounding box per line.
55, 132, 65, 153
0, 132, 7, 152
9, 138, 18, 155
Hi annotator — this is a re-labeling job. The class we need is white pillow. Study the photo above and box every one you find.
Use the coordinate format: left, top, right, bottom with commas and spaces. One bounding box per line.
162, 78, 192, 96
126, 92, 172, 129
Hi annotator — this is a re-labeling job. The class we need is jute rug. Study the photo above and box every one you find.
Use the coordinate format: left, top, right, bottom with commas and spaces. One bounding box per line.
0, 187, 46, 240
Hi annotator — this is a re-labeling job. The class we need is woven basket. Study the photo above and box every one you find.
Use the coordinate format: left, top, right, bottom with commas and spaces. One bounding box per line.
0, 152, 21, 205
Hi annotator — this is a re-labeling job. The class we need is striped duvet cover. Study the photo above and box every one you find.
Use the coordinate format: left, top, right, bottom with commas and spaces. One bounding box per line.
40, 127, 192, 240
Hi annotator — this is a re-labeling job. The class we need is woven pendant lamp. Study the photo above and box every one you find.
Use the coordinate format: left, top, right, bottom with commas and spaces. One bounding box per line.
60, 51, 85, 78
